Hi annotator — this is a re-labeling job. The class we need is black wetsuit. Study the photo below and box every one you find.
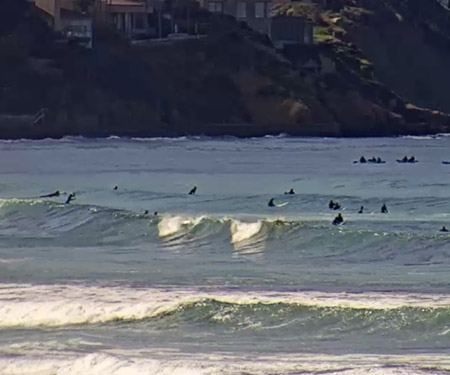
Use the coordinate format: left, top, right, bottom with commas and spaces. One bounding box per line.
333, 214, 344, 225
268, 199, 275, 207
65, 193, 75, 204
189, 187, 197, 195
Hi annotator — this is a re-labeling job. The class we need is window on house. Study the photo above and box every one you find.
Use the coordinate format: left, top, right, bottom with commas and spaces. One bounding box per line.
237, 2, 246, 18
208, 1, 223, 13
255, 2, 269, 18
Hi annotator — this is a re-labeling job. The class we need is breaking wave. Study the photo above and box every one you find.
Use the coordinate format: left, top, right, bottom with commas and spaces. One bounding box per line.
2, 284, 450, 330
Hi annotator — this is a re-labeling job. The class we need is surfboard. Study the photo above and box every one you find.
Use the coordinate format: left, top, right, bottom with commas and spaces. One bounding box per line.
442, 161, 450, 165
276, 202, 289, 208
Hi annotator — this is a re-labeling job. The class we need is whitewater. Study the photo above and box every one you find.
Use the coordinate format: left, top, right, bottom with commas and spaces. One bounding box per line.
1, 136, 450, 375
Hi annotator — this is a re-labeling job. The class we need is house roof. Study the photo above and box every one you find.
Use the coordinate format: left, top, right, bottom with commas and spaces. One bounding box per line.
102, 0, 152, 13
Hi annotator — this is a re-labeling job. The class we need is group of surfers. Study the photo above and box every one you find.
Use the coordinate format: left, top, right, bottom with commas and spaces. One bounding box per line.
356, 156, 417, 164
39, 185, 449, 232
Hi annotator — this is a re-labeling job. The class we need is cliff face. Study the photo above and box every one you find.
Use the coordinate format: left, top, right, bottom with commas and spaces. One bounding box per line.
1, 2, 450, 139
342, 0, 450, 114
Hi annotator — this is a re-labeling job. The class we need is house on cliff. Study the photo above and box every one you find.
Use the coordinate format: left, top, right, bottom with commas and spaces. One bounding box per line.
269, 15, 313, 48
34, 0, 93, 47
197, 0, 315, 43
35, 0, 155, 43
94, 0, 154, 38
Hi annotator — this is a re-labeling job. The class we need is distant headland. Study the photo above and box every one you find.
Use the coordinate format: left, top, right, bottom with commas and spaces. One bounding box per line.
1, 0, 450, 139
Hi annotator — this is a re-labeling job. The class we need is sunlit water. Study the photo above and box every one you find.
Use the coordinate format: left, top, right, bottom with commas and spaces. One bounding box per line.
1, 135, 450, 375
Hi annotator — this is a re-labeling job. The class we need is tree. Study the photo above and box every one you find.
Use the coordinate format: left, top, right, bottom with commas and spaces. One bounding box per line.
0, 0, 28, 36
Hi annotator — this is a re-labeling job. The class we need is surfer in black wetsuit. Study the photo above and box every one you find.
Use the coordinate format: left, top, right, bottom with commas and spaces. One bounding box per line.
402, 156, 408, 163
333, 202, 341, 210
329, 200, 335, 209
439, 226, 449, 232
188, 186, 197, 195
113, 186, 118, 191
358, 206, 364, 214
268, 198, 275, 207
65, 193, 75, 204
40, 190, 61, 198
381, 204, 388, 214
285, 188, 295, 195
408, 156, 416, 163
359, 156, 367, 163
332, 213, 344, 225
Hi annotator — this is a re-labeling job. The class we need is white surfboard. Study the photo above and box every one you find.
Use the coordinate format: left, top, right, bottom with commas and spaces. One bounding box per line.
276, 202, 289, 208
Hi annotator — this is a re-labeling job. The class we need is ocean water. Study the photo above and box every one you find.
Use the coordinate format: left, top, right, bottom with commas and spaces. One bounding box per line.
1, 135, 450, 374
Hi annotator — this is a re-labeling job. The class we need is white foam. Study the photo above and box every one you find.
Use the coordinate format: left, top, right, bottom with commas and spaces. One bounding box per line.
1, 284, 450, 328
0, 258, 29, 264
157, 216, 205, 238
230, 220, 263, 244
1, 352, 450, 375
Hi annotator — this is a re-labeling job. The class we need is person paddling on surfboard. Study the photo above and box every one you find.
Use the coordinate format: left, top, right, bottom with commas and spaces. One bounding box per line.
285, 188, 295, 195
439, 226, 449, 232
40, 190, 61, 198
188, 186, 197, 195
268, 198, 275, 207
332, 213, 344, 225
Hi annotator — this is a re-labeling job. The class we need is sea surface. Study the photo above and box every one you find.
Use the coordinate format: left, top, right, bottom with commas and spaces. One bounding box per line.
1, 135, 450, 375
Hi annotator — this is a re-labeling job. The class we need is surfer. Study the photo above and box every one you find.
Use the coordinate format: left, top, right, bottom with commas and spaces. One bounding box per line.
381, 204, 388, 214
332, 213, 344, 225
154, 211, 158, 216
268, 198, 275, 207
329, 200, 335, 209
402, 156, 408, 162
408, 156, 416, 163
113, 186, 118, 191
144, 210, 149, 215
188, 186, 197, 195
40, 190, 61, 198
359, 156, 367, 163
439, 226, 449, 232
358, 206, 364, 214
285, 188, 295, 195
65, 193, 75, 204
333, 202, 341, 210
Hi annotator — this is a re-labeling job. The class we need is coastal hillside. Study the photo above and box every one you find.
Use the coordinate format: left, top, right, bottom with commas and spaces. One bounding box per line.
1, 0, 450, 138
